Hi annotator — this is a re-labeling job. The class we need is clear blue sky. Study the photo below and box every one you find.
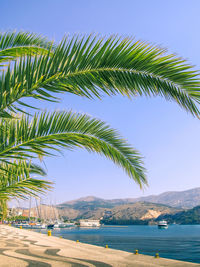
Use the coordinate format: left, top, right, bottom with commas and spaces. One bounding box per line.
2, 0, 200, 203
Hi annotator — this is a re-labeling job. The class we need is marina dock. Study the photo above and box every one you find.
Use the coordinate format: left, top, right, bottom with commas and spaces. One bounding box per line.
0, 225, 198, 266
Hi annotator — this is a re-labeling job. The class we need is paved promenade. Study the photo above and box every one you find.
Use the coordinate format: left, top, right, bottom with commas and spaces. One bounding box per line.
0, 225, 198, 267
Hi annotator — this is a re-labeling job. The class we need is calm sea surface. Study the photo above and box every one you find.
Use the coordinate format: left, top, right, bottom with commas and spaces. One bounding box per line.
37, 225, 200, 264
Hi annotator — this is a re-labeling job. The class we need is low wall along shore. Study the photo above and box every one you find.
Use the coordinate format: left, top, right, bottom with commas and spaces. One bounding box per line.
0, 225, 198, 266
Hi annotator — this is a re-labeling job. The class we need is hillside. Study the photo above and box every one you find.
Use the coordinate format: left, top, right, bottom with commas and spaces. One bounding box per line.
157, 206, 200, 224
55, 188, 200, 223
16, 187, 200, 223
101, 202, 181, 225
58, 187, 200, 209
57, 200, 181, 223
57, 196, 127, 210
14, 188, 200, 220
14, 202, 200, 225
133, 188, 200, 208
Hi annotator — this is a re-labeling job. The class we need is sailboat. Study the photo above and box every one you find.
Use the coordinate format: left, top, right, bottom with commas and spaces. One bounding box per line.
15, 197, 46, 229
46, 203, 75, 229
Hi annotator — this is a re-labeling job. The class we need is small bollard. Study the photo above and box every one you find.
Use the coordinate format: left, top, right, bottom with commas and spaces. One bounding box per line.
105, 244, 108, 248
76, 240, 79, 243
134, 249, 139, 255
47, 230, 51, 236
20, 226, 22, 229
155, 253, 159, 258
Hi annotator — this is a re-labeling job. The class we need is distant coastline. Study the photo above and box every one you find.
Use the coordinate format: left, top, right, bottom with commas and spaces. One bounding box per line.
10, 187, 200, 226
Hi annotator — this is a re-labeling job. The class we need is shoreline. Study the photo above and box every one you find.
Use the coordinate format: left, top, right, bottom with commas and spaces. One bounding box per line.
0, 224, 198, 266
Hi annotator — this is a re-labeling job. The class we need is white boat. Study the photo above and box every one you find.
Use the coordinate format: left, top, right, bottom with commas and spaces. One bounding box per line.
158, 220, 168, 229
31, 223, 46, 229
54, 221, 75, 229
15, 223, 30, 229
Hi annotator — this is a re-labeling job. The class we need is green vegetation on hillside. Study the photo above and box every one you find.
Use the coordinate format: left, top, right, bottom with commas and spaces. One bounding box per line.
158, 206, 200, 224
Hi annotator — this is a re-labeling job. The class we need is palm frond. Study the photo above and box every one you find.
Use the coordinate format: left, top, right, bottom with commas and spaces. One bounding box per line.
0, 160, 52, 200
0, 111, 147, 188
0, 31, 53, 64
1, 34, 200, 116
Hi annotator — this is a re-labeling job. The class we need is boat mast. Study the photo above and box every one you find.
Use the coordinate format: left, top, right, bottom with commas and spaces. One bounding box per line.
35, 198, 40, 221
28, 196, 32, 222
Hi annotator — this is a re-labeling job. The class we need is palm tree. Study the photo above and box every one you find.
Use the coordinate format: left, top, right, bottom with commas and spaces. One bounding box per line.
0, 31, 200, 204
0, 160, 51, 221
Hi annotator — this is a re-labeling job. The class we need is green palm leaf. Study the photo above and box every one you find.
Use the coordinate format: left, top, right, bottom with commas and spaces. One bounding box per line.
1, 34, 200, 116
0, 111, 147, 188
0, 160, 52, 200
1, 32, 199, 192
0, 31, 53, 65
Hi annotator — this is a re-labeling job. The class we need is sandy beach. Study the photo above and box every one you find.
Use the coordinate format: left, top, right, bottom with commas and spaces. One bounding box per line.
0, 225, 198, 267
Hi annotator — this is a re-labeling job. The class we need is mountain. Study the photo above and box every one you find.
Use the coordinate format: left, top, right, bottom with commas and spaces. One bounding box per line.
55, 188, 200, 223
132, 187, 200, 208
58, 187, 200, 209
12, 188, 200, 224
57, 196, 128, 211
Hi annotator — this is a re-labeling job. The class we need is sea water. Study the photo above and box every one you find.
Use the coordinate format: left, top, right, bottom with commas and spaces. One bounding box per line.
37, 225, 200, 263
